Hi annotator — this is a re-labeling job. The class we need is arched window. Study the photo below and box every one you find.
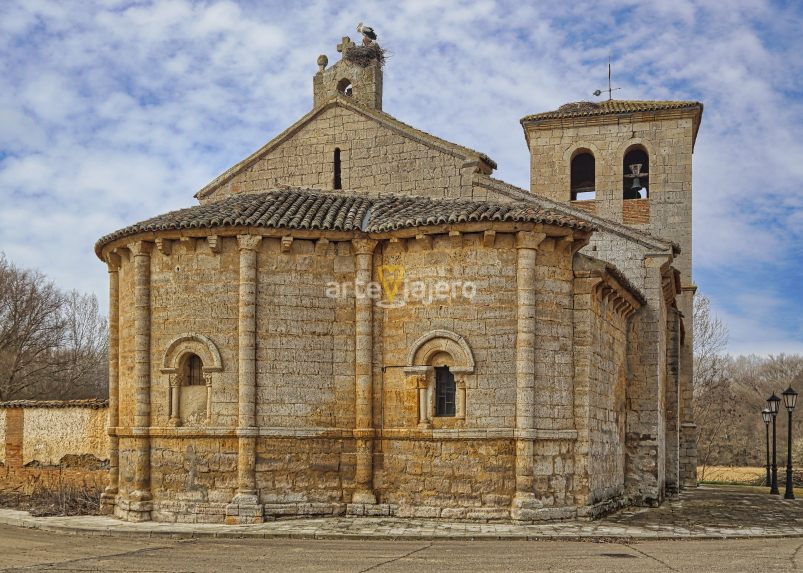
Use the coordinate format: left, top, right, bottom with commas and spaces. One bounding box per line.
435, 366, 456, 417
333, 148, 342, 189
571, 152, 596, 200
623, 148, 649, 199
185, 354, 204, 386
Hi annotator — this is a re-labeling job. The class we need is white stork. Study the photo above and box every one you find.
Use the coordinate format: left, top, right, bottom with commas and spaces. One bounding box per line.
356, 22, 377, 45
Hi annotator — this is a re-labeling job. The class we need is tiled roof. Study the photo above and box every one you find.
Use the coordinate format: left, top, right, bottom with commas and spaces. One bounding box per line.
95, 187, 594, 255
0, 399, 108, 409
521, 100, 703, 122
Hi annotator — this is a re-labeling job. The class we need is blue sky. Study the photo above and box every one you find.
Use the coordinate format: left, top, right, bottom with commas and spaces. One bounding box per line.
1, 0, 801, 356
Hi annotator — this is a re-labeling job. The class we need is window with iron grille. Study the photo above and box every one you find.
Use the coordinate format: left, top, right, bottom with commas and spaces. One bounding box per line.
185, 354, 204, 386
435, 366, 456, 417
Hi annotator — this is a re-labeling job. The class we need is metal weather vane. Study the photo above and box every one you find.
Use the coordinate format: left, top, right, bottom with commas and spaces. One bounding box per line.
593, 53, 621, 101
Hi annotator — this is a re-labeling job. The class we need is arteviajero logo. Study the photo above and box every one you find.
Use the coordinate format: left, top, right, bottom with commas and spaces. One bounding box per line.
325, 265, 476, 307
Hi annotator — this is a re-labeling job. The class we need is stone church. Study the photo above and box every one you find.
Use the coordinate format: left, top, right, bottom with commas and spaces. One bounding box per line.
95, 35, 700, 524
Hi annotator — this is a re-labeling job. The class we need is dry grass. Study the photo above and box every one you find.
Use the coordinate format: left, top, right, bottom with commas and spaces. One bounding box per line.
699, 465, 766, 483
0, 475, 101, 516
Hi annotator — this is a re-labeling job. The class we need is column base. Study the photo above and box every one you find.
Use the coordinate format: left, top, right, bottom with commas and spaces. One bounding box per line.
114, 496, 153, 522
100, 492, 117, 515
225, 493, 264, 525
510, 492, 544, 521
351, 490, 377, 505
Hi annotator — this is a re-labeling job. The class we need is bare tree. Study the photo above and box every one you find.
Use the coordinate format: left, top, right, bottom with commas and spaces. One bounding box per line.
0, 254, 109, 401
25, 291, 109, 399
0, 254, 67, 401
692, 293, 733, 480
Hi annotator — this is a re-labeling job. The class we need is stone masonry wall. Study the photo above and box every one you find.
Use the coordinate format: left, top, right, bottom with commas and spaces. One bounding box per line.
199, 105, 482, 205
572, 274, 628, 509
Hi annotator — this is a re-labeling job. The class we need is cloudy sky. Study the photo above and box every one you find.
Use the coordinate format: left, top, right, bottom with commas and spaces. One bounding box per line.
1, 0, 801, 356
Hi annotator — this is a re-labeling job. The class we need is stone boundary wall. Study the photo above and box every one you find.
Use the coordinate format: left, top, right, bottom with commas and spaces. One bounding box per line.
0, 400, 109, 490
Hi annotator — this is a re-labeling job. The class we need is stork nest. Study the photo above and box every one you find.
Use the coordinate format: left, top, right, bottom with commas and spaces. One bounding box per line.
557, 101, 603, 113
344, 43, 389, 69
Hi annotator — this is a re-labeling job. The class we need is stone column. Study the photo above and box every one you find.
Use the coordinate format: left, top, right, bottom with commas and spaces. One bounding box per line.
227, 234, 264, 524
101, 253, 121, 515
352, 238, 378, 505
168, 375, 181, 426
129, 241, 153, 520
511, 231, 545, 520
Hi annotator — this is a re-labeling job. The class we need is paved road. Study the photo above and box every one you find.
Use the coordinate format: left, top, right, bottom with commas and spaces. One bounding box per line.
2, 523, 803, 573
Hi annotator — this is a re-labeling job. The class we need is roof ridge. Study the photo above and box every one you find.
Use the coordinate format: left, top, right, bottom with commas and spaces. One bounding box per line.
521, 100, 703, 123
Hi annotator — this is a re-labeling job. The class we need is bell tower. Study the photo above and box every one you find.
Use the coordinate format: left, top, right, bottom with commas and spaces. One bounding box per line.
520, 100, 703, 285
313, 36, 383, 111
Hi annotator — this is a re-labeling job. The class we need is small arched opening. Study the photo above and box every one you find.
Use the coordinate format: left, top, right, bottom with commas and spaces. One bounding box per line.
623, 147, 649, 199
333, 148, 342, 189
571, 152, 596, 201
336, 78, 352, 97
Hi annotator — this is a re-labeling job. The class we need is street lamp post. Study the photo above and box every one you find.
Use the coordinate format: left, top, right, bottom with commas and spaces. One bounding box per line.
782, 387, 798, 500
768, 394, 781, 495
763, 409, 772, 488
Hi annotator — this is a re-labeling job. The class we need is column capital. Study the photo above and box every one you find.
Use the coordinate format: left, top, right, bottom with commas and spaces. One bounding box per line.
105, 252, 122, 271
237, 235, 263, 252
351, 238, 378, 255
127, 240, 153, 257
515, 231, 547, 250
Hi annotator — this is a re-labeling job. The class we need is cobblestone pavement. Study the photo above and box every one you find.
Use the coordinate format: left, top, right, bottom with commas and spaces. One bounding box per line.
1, 485, 802, 541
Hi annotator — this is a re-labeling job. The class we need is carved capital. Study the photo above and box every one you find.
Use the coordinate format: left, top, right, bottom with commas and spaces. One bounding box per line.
169, 374, 182, 388
127, 240, 153, 257
415, 374, 428, 389
237, 235, 263, 252
105, 252, 122, 272
515, 231, 546, 250
351, 238, 378, 255
204, 374, 213, 387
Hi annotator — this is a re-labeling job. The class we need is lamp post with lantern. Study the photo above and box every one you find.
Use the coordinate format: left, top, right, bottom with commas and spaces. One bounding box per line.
768, 394, 781, 495
763, 409, 772, 488
782, 387, 798, 500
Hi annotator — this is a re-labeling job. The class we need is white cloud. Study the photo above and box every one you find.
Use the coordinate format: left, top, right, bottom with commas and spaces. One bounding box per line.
0, 0, 801, 355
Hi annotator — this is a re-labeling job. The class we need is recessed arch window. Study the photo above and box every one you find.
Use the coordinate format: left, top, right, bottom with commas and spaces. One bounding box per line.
435, 366, 456, 417
571, 152, 596, 200
623, 147, 649, 199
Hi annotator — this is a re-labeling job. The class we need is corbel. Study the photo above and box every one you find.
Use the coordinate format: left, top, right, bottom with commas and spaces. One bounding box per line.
315, 237, 330, 256
180, 236, 197, 252
571, 236, 590, 255
389, 237, 407, 252
281, 236, 293, 253
482, 230, 496, 248
555, 235, 574, 254
208, 235, 221, 254
155, 237, 172, 256
449, 230, 462, 249
415, 234, 432, 250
